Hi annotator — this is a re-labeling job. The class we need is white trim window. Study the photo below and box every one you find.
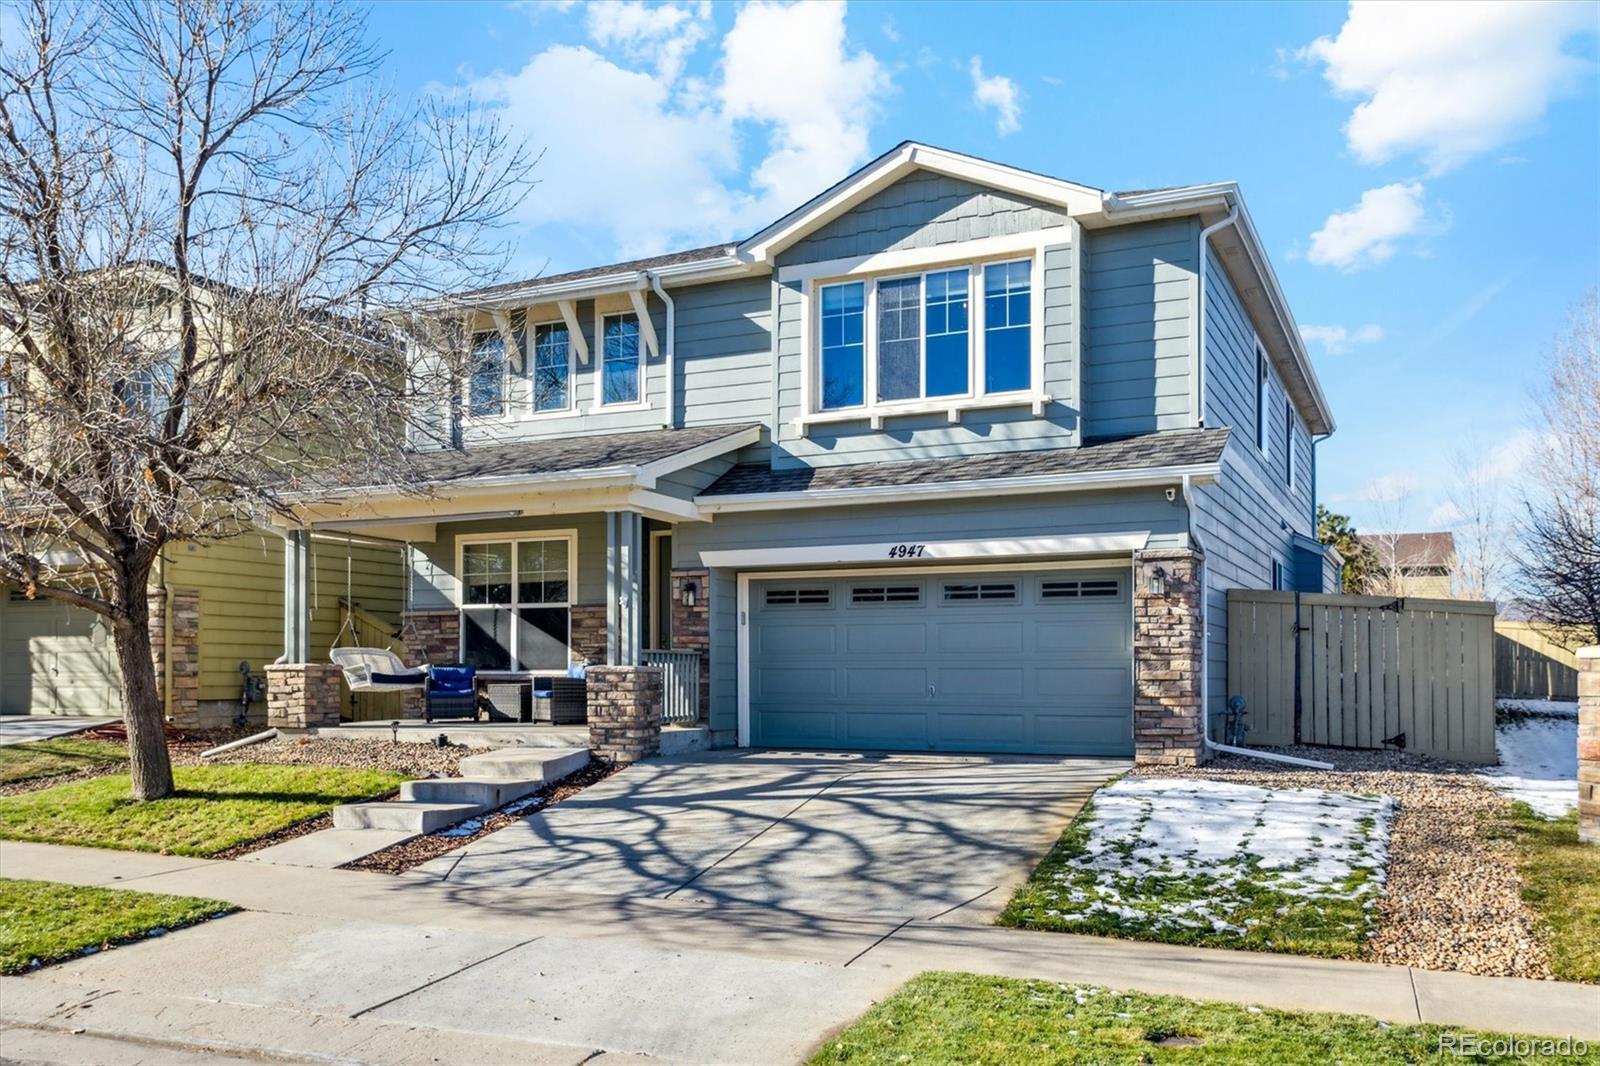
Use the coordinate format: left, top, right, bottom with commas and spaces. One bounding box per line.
468, 330, 507, 419
1255, 344, 1270, 453
815, 257, 1032, 413
1283, 399, 1295, 489
601, 312, 642, 406
458, 534, 574, 671
530, 321, 572, 413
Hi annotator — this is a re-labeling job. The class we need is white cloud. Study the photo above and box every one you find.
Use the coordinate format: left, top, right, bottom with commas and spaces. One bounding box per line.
469, 1, 889, 258
1306, 182, 1432, 270
1301, 1, 1593, 174
1427, 499, 1466, 527
1361, 471, 1420, 504
1300, 323, 1384, 355
969, 57, 1022, 136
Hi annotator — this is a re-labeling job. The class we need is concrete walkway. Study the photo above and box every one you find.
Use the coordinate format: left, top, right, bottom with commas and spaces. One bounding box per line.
0, 716, 117, 746
1, 840, 1595, 1065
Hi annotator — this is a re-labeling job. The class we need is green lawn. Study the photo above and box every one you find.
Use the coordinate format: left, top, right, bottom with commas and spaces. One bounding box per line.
1486, 803, 1600, 983
0, 877, 234, 974
0, 764, 405, 856
0, 738, 127, 786
811, 972, 1597, 1065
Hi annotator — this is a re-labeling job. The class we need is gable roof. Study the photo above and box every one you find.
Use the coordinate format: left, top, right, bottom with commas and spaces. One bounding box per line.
1361, 531, 1458, 572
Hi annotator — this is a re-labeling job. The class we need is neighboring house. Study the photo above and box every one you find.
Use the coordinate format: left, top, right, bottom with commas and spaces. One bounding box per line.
1361, 531, 1457, 598
288, 142, 1338, 766
0, 267, 406, 725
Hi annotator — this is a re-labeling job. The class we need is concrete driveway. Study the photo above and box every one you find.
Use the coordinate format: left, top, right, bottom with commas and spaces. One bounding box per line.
0, 715, 117, 746
411, 750, 1124, 921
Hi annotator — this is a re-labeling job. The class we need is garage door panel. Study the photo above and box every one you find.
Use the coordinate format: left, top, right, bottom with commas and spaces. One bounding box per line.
758, 623, 838, 656
844, 710, 929, 746
845, 667, 928, 698
936, 620, 1024, 654
937, 667, 1024, 698
750, 570, 1132, 757
844, 622, 926, 655
755, 666, 836, 698
1, 598, 120, 715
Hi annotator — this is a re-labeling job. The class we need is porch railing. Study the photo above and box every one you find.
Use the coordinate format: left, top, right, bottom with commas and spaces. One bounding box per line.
642, 648, 701, 724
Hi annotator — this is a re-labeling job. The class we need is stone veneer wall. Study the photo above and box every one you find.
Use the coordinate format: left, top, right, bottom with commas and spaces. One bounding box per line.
587, 665, 663, 763
265, 663, 343, 730
401, 609, 459, 720
670, 569, 710, 720
163, 589, 203, 727
1579, 646, 1599, 845
1133, 549, 1206, 767
570, 604, 608, 665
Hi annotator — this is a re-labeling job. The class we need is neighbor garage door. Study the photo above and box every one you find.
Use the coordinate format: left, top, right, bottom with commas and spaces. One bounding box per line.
0, 595, 120, 715
749, 569, 1132, 756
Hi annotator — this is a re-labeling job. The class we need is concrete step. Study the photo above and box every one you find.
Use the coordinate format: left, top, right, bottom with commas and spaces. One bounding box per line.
399, 776, 544, 808
457, 747, 589, 784
332, 800, 481, 833
243, 828, 417, 868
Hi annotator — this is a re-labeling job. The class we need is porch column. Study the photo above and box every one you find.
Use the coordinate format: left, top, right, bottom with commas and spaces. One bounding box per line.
606, 510, 644, 665
280, 528, 310, 663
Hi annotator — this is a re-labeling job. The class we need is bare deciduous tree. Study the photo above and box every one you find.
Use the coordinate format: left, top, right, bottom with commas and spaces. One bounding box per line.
1514, 290, 1600, 647
1446, 442, 1506, 603
0, 0, 533, 799
1361, 483, 1415, 597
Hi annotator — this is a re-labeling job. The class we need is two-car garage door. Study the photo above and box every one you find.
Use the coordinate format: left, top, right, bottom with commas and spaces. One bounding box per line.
748, 569, 1133, 756
0, 596, 120, 715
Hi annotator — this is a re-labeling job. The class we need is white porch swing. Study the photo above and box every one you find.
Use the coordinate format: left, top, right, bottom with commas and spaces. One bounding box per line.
329, 538, 428, 694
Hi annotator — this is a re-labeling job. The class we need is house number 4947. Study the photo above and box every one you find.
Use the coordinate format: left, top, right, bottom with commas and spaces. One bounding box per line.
888, 543, 927, 559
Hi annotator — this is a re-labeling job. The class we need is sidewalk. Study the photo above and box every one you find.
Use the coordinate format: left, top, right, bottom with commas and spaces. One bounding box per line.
2, 840, 1596, 1064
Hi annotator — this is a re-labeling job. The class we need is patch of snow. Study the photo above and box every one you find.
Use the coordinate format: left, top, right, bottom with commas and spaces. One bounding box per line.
1041, 778, 1395, 939
1478, 716, 1577, 818
433, 817, 484, 838
1496, 698, 1579, 718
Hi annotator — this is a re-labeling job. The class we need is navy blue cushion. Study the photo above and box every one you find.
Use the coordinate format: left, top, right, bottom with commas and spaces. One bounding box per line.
371, 671, 427, 685
429, 665, 476, 694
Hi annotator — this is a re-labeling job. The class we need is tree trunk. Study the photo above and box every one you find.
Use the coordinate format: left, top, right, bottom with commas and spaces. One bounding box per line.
114, 577, 174, 801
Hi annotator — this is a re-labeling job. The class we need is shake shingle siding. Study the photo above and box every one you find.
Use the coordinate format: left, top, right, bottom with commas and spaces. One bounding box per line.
1082, 218, 1197, 439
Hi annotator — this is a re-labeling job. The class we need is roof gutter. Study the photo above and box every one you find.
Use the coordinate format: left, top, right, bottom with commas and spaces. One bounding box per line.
1195, 206, 1239, 428
646, 270, 676, 429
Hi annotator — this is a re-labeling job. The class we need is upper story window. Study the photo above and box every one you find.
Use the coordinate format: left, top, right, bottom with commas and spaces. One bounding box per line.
983, 260, 1032, 393
468, 331, 506, 418
1283, 399, 1295, 489
816, 257, 1032, 413
0, 373, 9, 441
531, 322, 571, 413
601, 312, 641, 406
118, 348, 178, 428
1255, 344, 1270, 453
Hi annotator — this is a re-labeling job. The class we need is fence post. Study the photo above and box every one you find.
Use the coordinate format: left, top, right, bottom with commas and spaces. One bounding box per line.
1579, 647, 1599, 846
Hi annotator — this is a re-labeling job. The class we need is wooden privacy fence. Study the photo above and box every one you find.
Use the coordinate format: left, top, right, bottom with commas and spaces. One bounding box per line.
1494, 620, 1580, 700
1228, 591, 1496, 763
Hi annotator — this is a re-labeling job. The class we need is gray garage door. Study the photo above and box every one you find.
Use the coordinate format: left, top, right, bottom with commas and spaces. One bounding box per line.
749, 569, 1132, 756
0, 595, 121, 715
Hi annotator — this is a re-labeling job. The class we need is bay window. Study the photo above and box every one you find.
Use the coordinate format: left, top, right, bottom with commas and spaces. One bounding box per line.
459, 536, 572, 671
816, 257, 1032, 413
531, 321, 571, 412
602, 312, 641, 406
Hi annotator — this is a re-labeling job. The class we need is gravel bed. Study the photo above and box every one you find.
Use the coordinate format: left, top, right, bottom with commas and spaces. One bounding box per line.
345, 758, 622, 874
1130, 747, 1551, 979
184, 735, 488, 777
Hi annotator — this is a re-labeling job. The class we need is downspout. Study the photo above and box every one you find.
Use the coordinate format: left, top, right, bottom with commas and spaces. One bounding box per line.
646, 270, 676, 429
1180, 474, 1332, 772
1195, 206, 1239, 428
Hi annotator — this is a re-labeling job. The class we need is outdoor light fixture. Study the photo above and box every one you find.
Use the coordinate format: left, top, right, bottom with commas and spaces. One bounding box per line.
1148, 566, 1167, 597
683, 579, 699, 607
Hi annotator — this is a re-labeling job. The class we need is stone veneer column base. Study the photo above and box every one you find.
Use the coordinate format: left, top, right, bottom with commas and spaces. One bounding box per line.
670, 569, 710, 720
400, 609, 459, 720
164, 589, 202, 728
266, 664, 344, 730
1579, 647, 1599, 845
587, 665, 663, 763
1133, 549, 1207, 767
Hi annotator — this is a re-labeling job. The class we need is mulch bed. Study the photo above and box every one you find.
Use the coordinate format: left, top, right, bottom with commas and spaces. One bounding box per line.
343, 758, 623, 875
1131, 747, 1551, 980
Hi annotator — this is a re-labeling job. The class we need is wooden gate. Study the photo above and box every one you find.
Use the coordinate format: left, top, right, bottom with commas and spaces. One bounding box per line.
1227, 591, 1496, 763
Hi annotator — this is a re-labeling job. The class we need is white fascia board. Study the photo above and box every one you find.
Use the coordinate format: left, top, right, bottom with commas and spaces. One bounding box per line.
1102, 184, 1335, 437
454, 257, 758, 312
696, 462, 1221, 514
623, 489, 704, 523
702, 532, 1150, 570
636, 425, 763, 480
740, 142, 1102, 263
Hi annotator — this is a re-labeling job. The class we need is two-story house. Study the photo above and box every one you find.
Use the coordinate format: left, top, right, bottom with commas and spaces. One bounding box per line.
286, 143, 1337, 765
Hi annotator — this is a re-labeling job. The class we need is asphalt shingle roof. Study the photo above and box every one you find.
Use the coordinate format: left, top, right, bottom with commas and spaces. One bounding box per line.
1360, 531, 1457, 571
459, 245, 735, 301
702, 428, 1231, 497
403, 423, 760, 484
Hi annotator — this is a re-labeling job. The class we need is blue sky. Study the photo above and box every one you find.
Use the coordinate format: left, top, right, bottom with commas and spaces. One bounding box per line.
368, 0, 1599, 535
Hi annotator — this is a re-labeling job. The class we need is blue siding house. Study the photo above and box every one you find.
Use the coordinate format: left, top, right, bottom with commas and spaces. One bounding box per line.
290, 143, 1337, 766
